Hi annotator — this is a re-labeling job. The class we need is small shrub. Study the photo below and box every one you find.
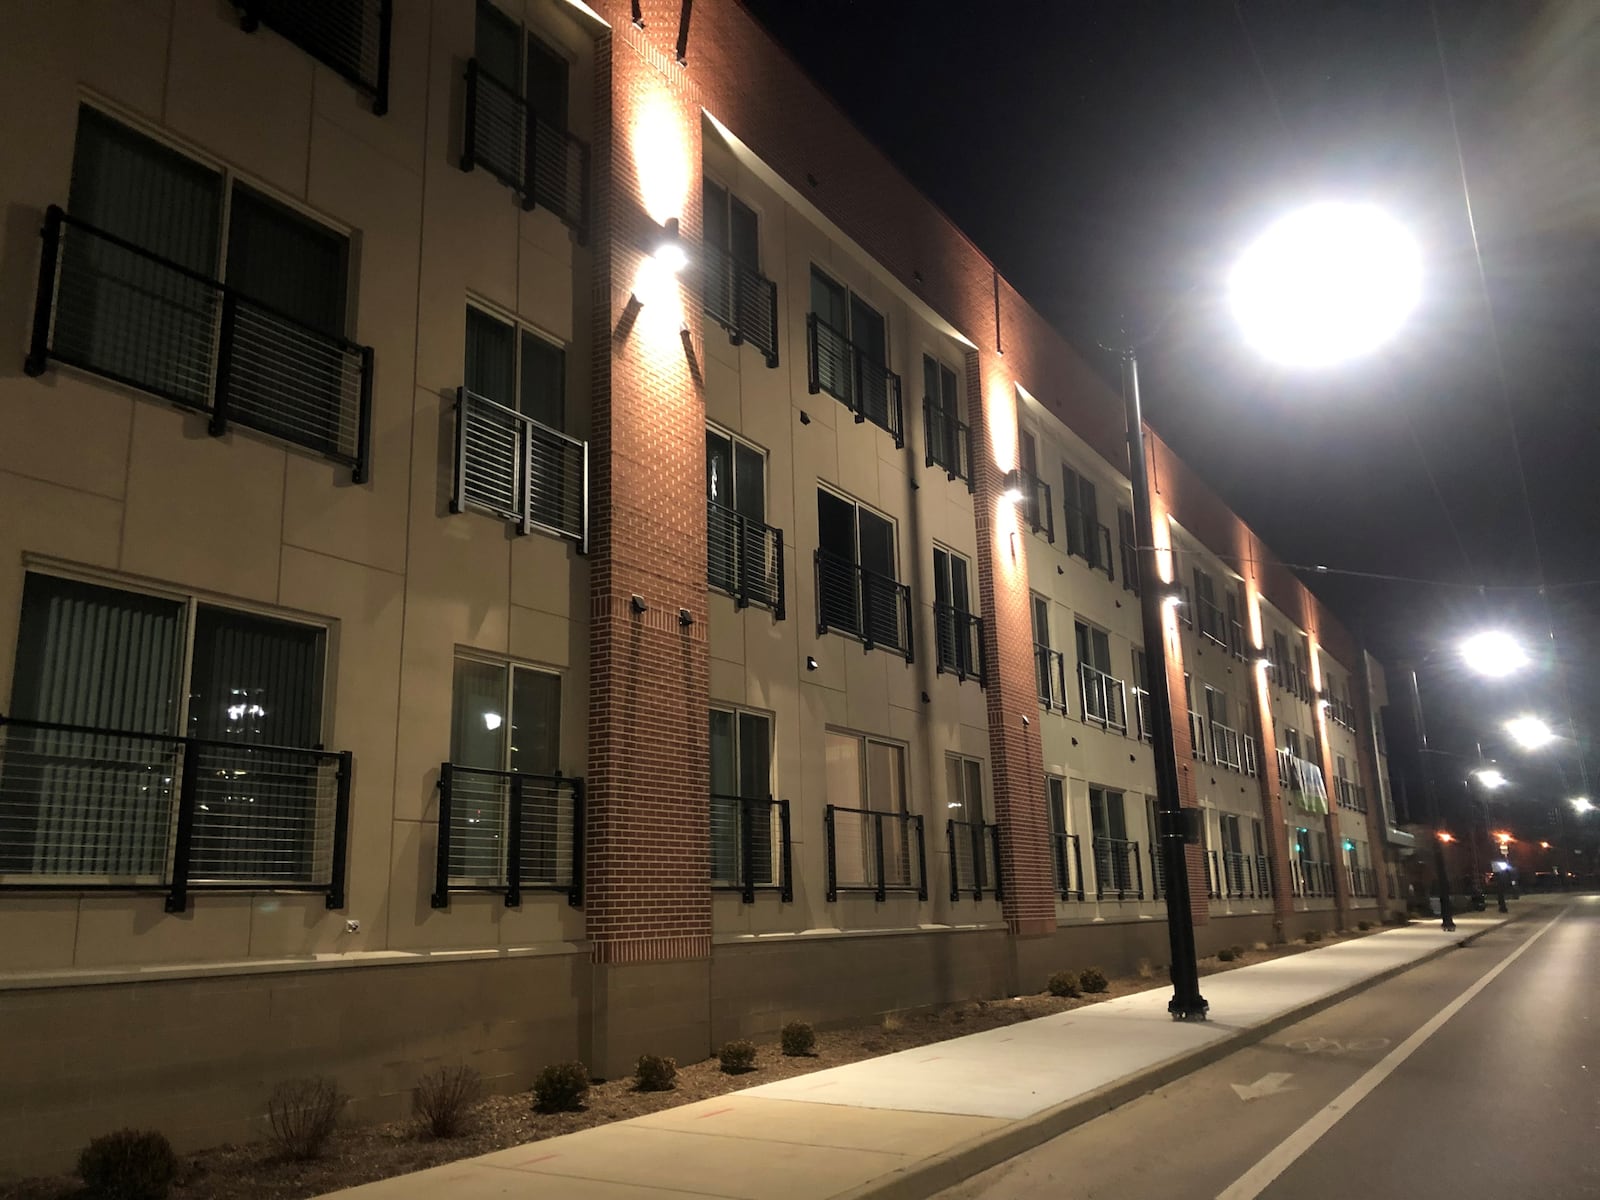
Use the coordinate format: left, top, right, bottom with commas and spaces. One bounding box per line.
634, 1054, 677, 1092
1217, 946, 1237, 962
718, 1040, 758, 1073
781, 1021, 816, 1057
1358, 920, 1372, 931
77, 1129, 179, 1200
412, 1065, 483, 1138
533, 1061, 591, 1112
1079, 967, 1109, 994
1046, 969, 1081, 998
1302, 929, 1323, 944
267, 1077, 345, 1161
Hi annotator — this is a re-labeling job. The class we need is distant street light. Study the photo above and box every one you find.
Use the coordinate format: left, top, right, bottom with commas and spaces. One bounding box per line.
1505, 715, 1556, 750
1572, 797, 1595, 814
1459, 631, 1530, 679
1474, 768, 1508, 789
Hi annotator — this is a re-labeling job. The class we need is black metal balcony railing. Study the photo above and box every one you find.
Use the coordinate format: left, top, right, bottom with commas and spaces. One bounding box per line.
1349, 864, 1376, 898
1211, 849, 1269, 900
1080, 664, 1128, 734
1035, 644, 1068, 712
1149, 841, 1166, 899
824, 804, 927, 902
1336, 779, 1368, 813
1052, 830, 1086, 900
235, 0, 392, 115
1242, 734, 1260, 777
815, 549, 913, 660
25, 207, 374, 482
452, 388, 588, 548
431, 763, 582, 909
708, 502, 785, 617
1019, 468, 1054, 542
806, 314, 904, 445
1197, 596, 1229, 649
710, 793, 792, 904
1064, 509, 1115, 579
1133, 686, 1153, 743
1229, 617, 1248, 660
1211, 721, 1244, 772
934, 603, 984, 684
700, 242, 779, 368
1293, 857, 1336, 898
1093, 835, 1144, 901
923, 399, 972, 488
947, 819, 1002, 901
461, 59, 590, 238
0, 715, 350, 914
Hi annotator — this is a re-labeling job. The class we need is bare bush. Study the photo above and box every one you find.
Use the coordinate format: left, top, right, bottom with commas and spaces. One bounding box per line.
267, 1077, 346, 1161
412, 1065, 483, 1138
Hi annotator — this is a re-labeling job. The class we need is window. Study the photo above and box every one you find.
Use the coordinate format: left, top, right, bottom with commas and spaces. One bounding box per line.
932, 546, 980, 682
1225, 586, 1247, 659
37, 108, 369, 477
446, 656, 564, 890
1062, 465, 1107, 573
1090, 785, 1137, 898
1075, 621, 1125, 732
1207, 686, 1243, 770
824, 731, 921, 898
1132, 649, 1153, 742
1194, 569, 1227, 648
3, 573, 340, 893
945, 754, 992, 895
816, 489, 910, 657
710, 708, 778, 891
1118, 506, 1140, 593
1017, 430, 1053, 540
1033, 594, 1064, 710
455, 305, 585, 543
707, 428, 781, 613
923, 355, 969, 484
1047, 776, 1081, 897
808, 268, 899, 442
1271, 629, 1293, 693
237, 0, 392, 115
945, 755, 984, 823
1185, 672, 1206, 761
703, 179, 777, 365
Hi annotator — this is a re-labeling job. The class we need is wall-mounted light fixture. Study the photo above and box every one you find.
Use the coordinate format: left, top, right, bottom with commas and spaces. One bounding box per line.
805, 655, 818, 672
630, 594, 647, 615
1000, 468, 1025, 504
654, 217, 688, 274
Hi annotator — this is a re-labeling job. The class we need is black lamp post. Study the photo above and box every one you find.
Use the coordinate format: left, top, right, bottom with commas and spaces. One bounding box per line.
1406, 667, 1455, 932
1118, 347, 1207, 1021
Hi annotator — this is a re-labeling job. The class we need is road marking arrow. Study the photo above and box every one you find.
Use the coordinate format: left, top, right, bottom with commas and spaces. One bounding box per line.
1231, 1072, 1295, 1101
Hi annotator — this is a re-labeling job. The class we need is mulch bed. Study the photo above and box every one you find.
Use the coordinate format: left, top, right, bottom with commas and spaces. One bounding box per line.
1, 923, 1393, 1200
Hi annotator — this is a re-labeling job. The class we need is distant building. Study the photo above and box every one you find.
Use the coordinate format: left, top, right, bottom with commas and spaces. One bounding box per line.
0, 0, 1412, 1175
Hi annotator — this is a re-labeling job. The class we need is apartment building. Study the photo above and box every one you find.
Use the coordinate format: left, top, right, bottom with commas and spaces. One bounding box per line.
0, 0, 1409, 1174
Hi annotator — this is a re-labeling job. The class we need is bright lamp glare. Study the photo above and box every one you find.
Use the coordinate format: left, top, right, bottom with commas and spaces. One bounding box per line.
654, 241, 688, 274
1460, 631, 1529, 679
1505, 715, 1555, 750
1572, 797, 1594, 813
1229, 202, 1420, 368
1474, 768, 1507, 789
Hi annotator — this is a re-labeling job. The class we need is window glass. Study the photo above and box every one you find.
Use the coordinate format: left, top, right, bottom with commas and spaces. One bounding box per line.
476, 0, 522, 88
519, 330, 564, 429
509, 666, 560, 776
824, 730, 862, 809
866, 739, 906, 812
729, 194, 760, 270
856, 508, 894, 579
524, 31, 568, 129
226, 185, 347, 337
188, 606, 324, 748
817, 489, 856, 560
451, 658, 507, 770
1032, 596, 1050, 645
1047, 777, 1067, 835
465, 307, 515, 406
809, 268, 847, 332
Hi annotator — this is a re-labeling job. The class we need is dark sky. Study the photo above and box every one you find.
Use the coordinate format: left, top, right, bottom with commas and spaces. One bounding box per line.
742, 0, 1600, 836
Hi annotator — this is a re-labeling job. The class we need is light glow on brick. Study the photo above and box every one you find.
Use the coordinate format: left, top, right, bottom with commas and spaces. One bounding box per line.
630, 90, 691, 227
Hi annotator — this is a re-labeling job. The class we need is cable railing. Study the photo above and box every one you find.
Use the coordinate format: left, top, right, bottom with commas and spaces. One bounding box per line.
815, 548, 912, 660
708, 502, 785, 617
431, 763, 582, 909
1293, 856, 1336, 898
0, 714, 350, 913
1133, 686, 1153, 743
235, 0, 391, 115
1080, 664, 1128, 734
25, 207, 373, 482
1210, 849, 1269, 900
1064, 508, 1114, 578
1018, 468, 1054, 542
1335, 779, 1368, 813
1349, 863, 1376, 898
1189, 708, 1208, 761
699, 242, 779, 368
824, 805, 926, 902
460, 59, 590, 238
1093, 835, 1143, 900
1149, 840, 1166, 899
1052, 830, 1086, 900
806, 313, 903, 445
934, 603, 984, 684
710, 793, 792, 904
1035, 644, 1067, 712
923, 398, 972, 487
1196, 596, 1229, 649
1211, 721, 1244, 771
947, 819, 1002, 900
1242, 734, 1260, 777
452, 387, 588, 549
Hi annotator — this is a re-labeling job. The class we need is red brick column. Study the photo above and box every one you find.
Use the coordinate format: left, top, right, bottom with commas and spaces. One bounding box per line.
1244, 586, 1296, 941
1311, 699, 1353, 927
585, 26, 711, 967
968, 354, 1055, 937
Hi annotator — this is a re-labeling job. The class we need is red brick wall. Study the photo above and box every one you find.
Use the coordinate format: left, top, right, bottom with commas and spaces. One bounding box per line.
585, 24, 713, 964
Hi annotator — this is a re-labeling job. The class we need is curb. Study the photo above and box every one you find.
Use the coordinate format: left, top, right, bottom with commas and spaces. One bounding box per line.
843, 914, 1521, 1200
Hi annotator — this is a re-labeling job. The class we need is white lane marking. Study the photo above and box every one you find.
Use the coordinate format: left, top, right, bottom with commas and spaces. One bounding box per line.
1217, 908, 1569, 1200
1231, 1073, 1295, 1102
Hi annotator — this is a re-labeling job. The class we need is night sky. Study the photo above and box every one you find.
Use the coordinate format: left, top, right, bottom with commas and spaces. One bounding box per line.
742, 0, 1600, 839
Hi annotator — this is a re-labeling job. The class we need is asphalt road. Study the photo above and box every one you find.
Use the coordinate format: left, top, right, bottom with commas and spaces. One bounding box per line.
934, 896, 1599, 1200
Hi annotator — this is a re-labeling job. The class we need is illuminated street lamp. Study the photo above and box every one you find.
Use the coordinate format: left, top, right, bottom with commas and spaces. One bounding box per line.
1474, 768, 1507, 789
1505, 715, 1555, 750
1459, 631, 1529, 679
1570, 796, 1594, 814
1114, 202, 1422, 1015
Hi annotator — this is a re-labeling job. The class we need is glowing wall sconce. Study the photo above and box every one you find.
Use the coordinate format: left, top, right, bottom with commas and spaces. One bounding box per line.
1000, 469, 1024, 505
654, 217, 687, 274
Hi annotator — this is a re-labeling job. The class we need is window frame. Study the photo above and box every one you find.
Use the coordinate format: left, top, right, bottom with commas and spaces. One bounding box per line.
449, 648, 564, 776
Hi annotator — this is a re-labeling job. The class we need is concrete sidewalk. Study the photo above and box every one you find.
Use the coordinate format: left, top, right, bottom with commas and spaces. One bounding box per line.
325, 915, 1512, 1200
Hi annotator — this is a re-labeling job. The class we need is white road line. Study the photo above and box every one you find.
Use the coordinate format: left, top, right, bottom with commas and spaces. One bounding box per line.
1216, 908, 1570, 1200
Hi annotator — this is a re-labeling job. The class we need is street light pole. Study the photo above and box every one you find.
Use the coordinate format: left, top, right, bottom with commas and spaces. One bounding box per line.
1407, 666, 1455, 932
1119, 347, 1207, 1021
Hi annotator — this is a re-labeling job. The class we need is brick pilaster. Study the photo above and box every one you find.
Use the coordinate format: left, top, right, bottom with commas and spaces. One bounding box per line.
585, 25, 712, 965
1311, 695, 1352, 926
1244, 586, 1296, 940
968, 353, 1054, 937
